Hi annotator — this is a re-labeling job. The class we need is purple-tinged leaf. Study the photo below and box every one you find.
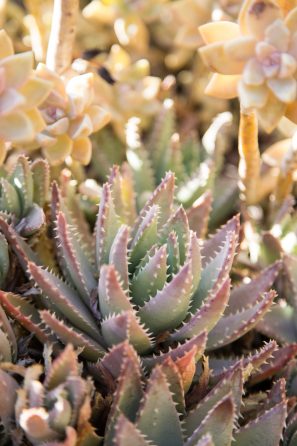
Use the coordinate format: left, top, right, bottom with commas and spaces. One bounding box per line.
95, 183, 121, 270
109, 225, 130, 291
185, 365, 242, 437
101, 311, 154, 354
226, 261, 282, 315
44, 344, 79, 390
171, 278, 230, 342
132, 172, 175, 235
201, 214, 240, 266
55, 211, 96, 304
113, 415, 152, 446
40, 311, 105, 361
233, 401, 287, 445
142, 332, 207, 370
256, 302, 297, 344
99, 341, 141, 380
187, 191, 212, 240
207, 291, 276, 350
185, 395, 235, 446
136, 366, 183, 446
0, 291, 50, 344
131, 245, 167, 306
98, 264, 133, 318
138, 262, 193, 334
28, 262, 100, 342
15, 204, 45, 237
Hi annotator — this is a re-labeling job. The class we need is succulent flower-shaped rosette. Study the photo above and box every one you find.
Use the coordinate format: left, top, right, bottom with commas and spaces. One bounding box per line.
199, 0, 297, 205
0, 344, 101, 445
0, 29, 52, 164
0, 169, 280, 368
26, 64, 110, 166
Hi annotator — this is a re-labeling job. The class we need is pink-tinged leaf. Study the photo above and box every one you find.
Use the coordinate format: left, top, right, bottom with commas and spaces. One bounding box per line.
136, 366, 184, 446
0, 291, 50, 344
105, 355, 143, 446
44, 344, 79, 390
185, 365, 242, 437
226, 261, 282, 315
142, 332, 207, 370
132, 172, 175, 235
98, 264, 133, 318
187, 191, 212, 239
101, 311, 154, 354
233, 401, 287, 446
210, 340, 278, 383
250, 344, 297, 385
55, 211, 96, 305
100, 341, 141, 380
130, 205, 159, 268
159, 356, 187, 415
138, 262, 193, 334
256, 302, 297, 344
160, 206, 189, 265
113, 415, 152, 446
40, 311, 105, 361
28, 262, 100, 342
201, 214, 240, 265
131, 245, 167, 306
171, 278, 230, 342
185, 395, 235, 446
175, 347, 197, 394
0, 369, 18, 423
207, 290, 276, 350
95, 183, 121, 269
109, 225, 130, 291
191, 228, 237, 312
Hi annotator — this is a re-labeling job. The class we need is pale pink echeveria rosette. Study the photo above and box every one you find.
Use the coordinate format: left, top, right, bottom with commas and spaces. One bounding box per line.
199, 0, 297, 132
0, 29, 52, 163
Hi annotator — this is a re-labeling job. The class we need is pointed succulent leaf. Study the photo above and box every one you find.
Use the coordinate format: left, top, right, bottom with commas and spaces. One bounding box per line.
98, 264, 133, 318
185, 395, 235, 446
40, 311, 105, 361
31, 158, 50, 207
15, 203, 45, 237
175, 346, 197, 394
0, 233, 9, 288
131, 244, 167, 306
101, 311, 154, 354
100, 341, 141, 380
226, 261, 281, 315
130, 205, 159, 268
8, 156, 33, 215
44, 344, 79, 390
108, 164, 137, 226
187, 191, 212, 239
159, 357, 187, 415
136, 366, 184, 446
185, 365, 242, 437
160, 206, 189, 265
113, 415, 152, 446
171, 278, 230, 342
167, 231, 180, 278
0, 291, 50, 344
0, 178, 21, 217
186, 231, 201, 292
109, 224, 130, 291
95, 183, 121, 269
233, 401, 287, 446
256, 303, 297, 344
207, 290, 276, 350
28, 262, 100, 342
142, 332, 207, 370
138, 262, 193, 334
55, 211, 96, 304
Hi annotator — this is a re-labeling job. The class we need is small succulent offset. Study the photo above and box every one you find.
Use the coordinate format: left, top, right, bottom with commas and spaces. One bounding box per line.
0, 344, 101, 445
102, 341, 287, 446
199, 0, 297, 132
0, 29, 52, 163
0, 169, 280, 368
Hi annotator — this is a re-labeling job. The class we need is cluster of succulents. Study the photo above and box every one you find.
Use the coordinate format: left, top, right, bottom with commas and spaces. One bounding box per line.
2, 0, 297, 445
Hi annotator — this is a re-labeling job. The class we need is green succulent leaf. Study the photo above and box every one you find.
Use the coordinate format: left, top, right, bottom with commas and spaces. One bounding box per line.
31, 158, 50, 207
8, 156, 33, 216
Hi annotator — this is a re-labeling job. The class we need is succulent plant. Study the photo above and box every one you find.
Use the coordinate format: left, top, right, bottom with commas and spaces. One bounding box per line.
0, 343, 101, 445
100, 340, 287, 446
0, 168, 281, 368
199, 0, 297, 132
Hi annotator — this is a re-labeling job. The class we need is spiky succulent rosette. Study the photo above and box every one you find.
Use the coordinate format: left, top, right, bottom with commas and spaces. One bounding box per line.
0, 169, 280, 367
0, 344, 101, 445
99, 340, 287, 446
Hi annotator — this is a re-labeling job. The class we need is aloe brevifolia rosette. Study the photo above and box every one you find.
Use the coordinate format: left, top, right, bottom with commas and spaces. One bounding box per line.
0, 344, 101, 445
99, 340, 287, 446
0, 169, 280, 366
